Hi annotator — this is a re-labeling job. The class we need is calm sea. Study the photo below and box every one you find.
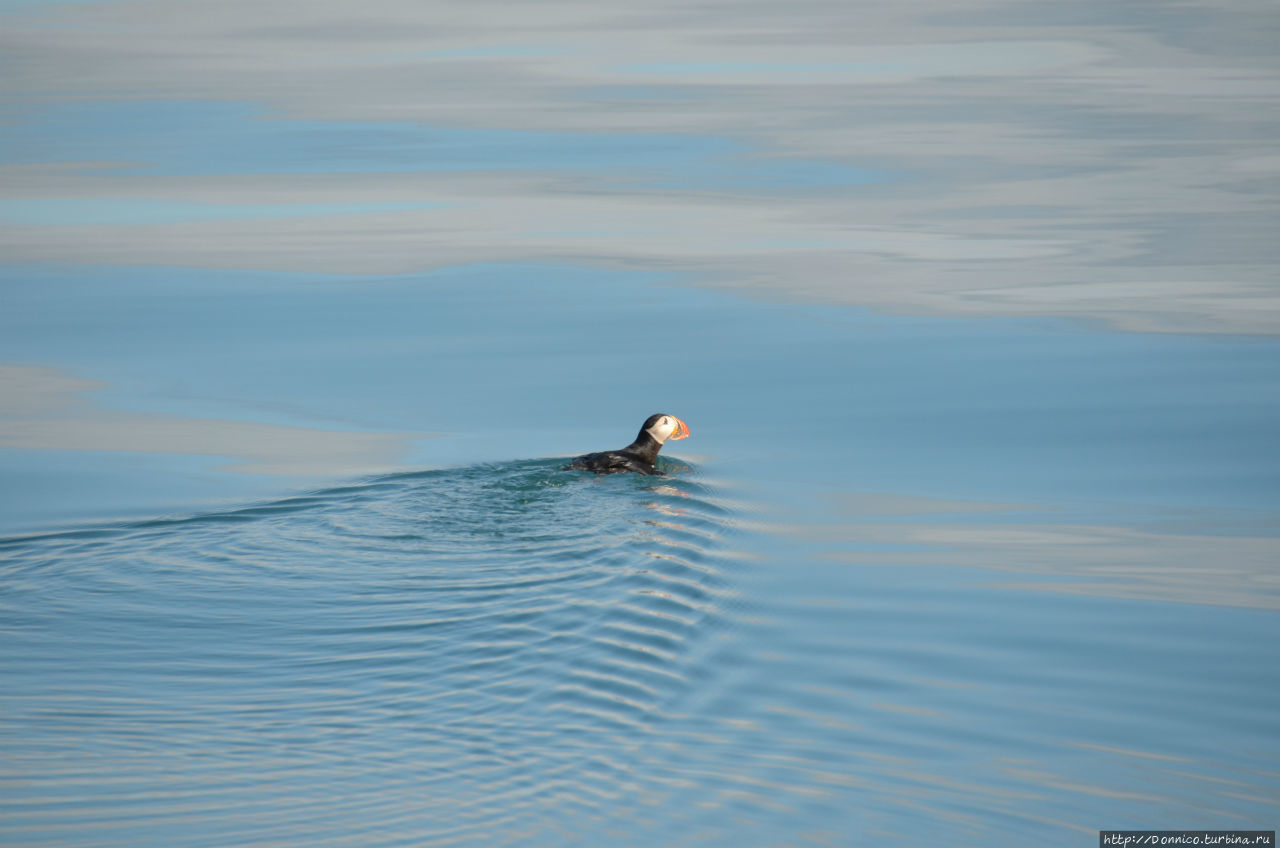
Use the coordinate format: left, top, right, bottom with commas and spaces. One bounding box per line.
2, 1, 1278, 846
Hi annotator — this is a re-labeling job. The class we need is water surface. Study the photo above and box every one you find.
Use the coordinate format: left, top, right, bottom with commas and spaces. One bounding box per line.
1, 0, 1278, 845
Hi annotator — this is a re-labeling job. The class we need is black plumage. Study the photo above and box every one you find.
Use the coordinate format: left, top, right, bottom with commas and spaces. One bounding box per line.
566, 413, 688, 475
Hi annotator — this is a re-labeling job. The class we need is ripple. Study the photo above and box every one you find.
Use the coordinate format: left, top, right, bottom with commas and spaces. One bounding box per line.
0, 459, 747, 847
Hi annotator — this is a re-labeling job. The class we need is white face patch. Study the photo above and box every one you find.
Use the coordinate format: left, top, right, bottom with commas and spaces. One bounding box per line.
647, 416, 677, 444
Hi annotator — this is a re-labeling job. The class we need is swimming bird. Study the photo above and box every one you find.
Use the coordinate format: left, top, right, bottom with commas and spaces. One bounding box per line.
566, 413, 691, 475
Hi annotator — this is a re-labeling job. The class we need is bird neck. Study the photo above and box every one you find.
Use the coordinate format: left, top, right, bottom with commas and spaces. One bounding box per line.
624, 432, 663, 465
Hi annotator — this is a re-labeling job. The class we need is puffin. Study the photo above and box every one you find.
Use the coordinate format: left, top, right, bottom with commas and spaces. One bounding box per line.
566, 413, 691, 475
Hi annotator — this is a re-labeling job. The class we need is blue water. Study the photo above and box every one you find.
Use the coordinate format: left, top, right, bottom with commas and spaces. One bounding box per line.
4, 457, 1277, 846
3, 262, 1277, 846
2, 0, 1279, 845
1, 462, 742, 845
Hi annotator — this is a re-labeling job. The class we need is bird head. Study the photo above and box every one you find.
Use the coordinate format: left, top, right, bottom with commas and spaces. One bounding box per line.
644, 413, 690, 444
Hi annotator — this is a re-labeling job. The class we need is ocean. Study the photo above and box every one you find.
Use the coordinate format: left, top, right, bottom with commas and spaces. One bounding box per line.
1, 1, 1277, 845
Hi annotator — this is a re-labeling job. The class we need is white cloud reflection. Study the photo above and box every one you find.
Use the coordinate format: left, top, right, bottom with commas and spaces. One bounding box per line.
783, 491, 1280, 610
1, 0, 1276, 333
0, 365, 421, 476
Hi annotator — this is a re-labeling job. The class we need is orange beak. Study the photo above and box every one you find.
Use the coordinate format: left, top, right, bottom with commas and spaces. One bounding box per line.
669, 416, 690, 441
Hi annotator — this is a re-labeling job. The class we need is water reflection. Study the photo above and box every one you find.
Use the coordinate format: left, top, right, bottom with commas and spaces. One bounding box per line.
776, 490, 1280, 610
1, 0, 1276, 332
2, 463, 1276, 842
0, 463, 750, 846
1, 0, 1278, 843
0, 364, 420, 476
